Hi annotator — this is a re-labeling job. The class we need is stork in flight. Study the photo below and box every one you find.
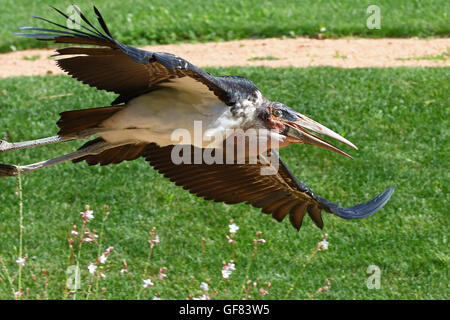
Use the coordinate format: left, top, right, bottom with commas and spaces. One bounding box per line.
1, 6, 394, 231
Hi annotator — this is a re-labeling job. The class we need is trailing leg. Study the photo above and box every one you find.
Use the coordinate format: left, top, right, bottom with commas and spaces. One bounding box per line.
0, 140, 127, 177
0, 136, 73, 153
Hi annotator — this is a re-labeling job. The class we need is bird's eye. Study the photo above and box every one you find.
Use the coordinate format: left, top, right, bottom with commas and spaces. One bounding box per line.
272, 109, 283, 118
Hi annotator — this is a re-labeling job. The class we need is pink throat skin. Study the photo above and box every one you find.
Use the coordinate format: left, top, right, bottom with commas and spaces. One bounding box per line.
265, 114, 301, 148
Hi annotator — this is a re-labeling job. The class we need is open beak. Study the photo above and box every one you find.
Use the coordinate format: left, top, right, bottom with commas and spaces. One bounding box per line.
283, 113, 358, 159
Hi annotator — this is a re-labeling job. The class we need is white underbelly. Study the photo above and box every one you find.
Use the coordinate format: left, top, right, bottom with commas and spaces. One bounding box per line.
99, 129, 178, 147
98, 89, 237, 148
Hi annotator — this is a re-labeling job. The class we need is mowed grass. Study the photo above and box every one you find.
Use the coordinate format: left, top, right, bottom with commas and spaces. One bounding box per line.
1, 0, 449, 52
0, 67, 448, 300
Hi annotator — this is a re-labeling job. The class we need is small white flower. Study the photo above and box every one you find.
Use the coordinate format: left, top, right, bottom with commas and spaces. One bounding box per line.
318, 239, 329, 250
200, 282, 209, 292
80, 209, 94, 220
16, 257, 26, 267
193, 294, 209, 300
99, 254, 107, 264
222, 269, 232, 279
150, 235, 160, 248
320, 26, 327, 32
85, 210, 94, 220
71, 230, 78, 237
229, 223, 239, 234
99, 273, 106, 278
152, 296, 161, 300
222, 261, 236, 279
143, 279, 154, 288
227, 263, 236, 271
88, 263, 97, 274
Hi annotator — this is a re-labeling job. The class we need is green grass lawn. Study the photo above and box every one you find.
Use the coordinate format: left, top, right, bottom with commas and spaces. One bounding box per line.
0, 67, 448, 299
1, 0, 449, 52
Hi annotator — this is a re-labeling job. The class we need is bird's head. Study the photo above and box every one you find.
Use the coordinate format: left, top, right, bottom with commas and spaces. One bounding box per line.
258, 101, 358, 158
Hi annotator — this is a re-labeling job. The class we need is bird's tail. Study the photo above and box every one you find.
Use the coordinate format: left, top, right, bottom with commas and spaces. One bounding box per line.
57, 105, 125, 137
0, 102, 150, 177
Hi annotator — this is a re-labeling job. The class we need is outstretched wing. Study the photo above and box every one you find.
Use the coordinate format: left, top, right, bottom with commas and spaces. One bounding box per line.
139, 143, 394, 231
15, 6, 260, 105
70, 139, 394, 231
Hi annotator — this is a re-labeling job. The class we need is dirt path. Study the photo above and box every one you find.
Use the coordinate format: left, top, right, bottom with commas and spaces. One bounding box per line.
1, 37, 448, 77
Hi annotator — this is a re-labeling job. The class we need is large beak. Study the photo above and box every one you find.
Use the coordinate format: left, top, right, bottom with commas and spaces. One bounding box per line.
283, 113, 358, 159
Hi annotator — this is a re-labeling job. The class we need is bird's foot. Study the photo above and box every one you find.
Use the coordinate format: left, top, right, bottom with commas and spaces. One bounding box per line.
0, 164, 19, 177
0, 140, 12, 153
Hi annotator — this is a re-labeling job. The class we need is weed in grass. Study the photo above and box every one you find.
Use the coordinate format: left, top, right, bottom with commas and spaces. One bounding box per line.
284, 234, 330, 299
136, 227, 161, 299
22, 55, 40, 61
308, 278, 331, 300
396, 50, 450, 62
16, 170, 25, 298
64, 205, 112, 299
242, 277, 272, 299
248, 56, 280, 61
333, 51, 348, 59
0, 170, 26, 299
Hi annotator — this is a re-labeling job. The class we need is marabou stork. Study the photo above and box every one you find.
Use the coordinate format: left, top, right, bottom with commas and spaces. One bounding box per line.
1, 6, 394, 231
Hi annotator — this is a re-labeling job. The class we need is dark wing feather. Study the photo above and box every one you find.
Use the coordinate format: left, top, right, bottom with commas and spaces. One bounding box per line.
139, 144, 394, 231
72, 138, 148, 166
93, 6, 113, 38
15, 6, 259, 105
